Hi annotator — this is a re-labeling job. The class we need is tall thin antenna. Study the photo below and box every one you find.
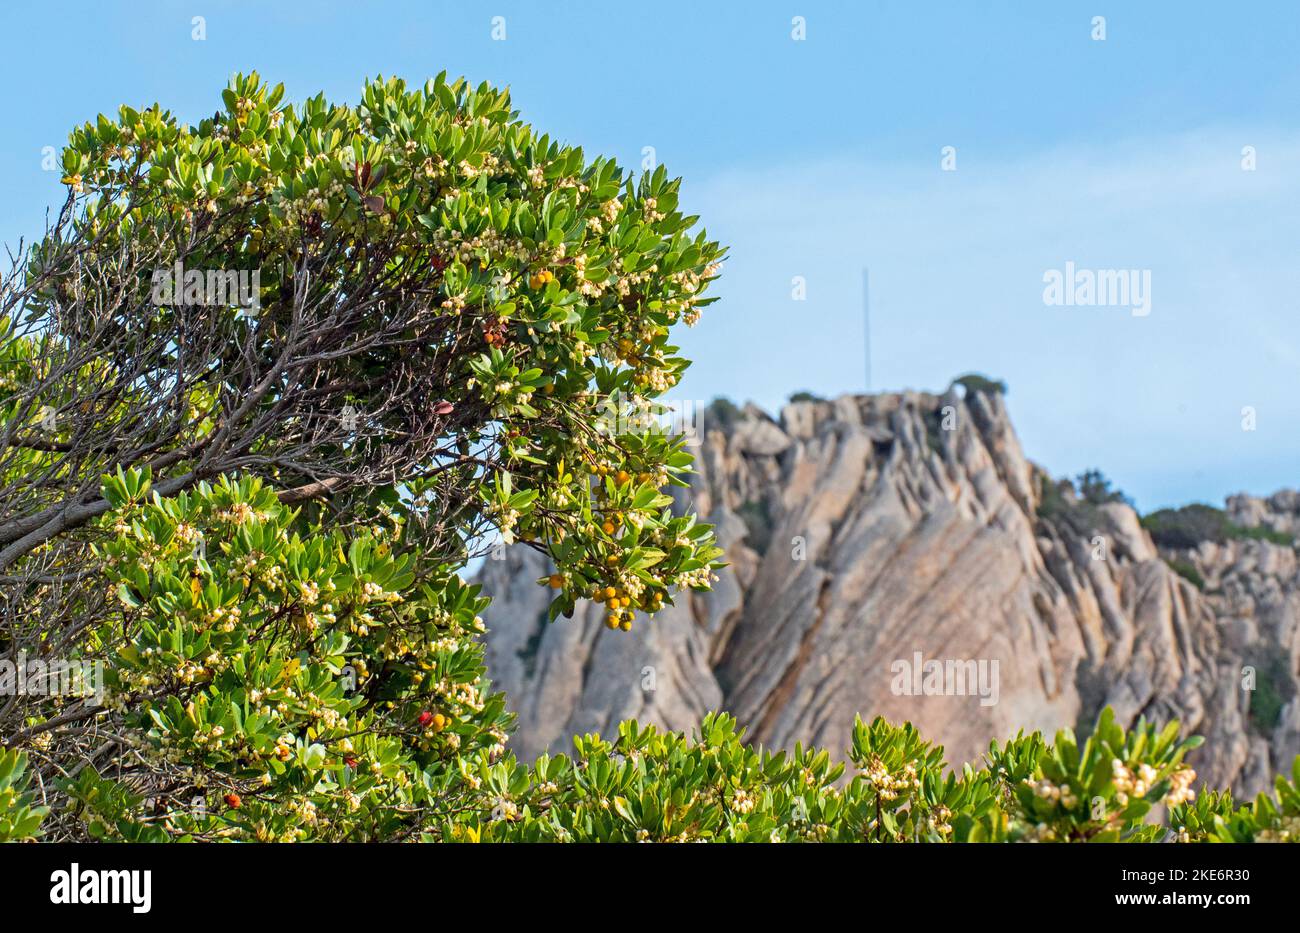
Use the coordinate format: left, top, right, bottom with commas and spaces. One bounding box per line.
862, 267, 872, 391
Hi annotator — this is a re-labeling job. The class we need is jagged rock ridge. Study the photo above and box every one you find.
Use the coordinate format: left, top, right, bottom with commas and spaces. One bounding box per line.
480, 389, 1299, 795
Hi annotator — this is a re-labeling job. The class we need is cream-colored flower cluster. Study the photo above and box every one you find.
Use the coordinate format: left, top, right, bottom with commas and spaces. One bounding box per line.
1028, 777, 1080, 809
1112, 759, 1159, 806
677, 567, 717, 590
860, 755, 920, 801
1163, 766, 1197, 807
728, 788, 757, 814
276, 179, 347, 226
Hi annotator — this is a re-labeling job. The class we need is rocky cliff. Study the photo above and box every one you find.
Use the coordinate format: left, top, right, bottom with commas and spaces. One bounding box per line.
479, 388, 1300, 796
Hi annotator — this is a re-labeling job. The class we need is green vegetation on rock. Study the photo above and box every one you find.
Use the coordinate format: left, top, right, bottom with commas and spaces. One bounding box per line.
1142, 503, 1294, 550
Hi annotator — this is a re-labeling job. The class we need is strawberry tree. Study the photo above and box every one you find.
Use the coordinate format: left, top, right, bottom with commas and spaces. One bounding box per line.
3, 72, 723, 833
451, 708, 1300, 844
57, 468, 511, 840
16, 71, 725, 636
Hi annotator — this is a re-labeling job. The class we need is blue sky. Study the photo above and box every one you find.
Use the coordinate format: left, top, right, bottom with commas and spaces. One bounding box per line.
2, 1, 1298, 510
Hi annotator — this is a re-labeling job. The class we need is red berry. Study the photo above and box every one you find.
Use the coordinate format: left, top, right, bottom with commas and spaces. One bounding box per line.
416, 710, 434, 727
224, 793, 241, 809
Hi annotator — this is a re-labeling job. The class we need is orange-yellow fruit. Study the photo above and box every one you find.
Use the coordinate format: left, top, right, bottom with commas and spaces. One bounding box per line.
605, 613, 620, 629
602, 586, 617, 601
619, 618, 632, 632
548, 574, 564, 588
602, 521, 616, 535
615, 470, 631, 485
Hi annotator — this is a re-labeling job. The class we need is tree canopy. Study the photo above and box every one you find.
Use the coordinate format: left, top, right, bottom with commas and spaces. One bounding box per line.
0, 73, 723, 838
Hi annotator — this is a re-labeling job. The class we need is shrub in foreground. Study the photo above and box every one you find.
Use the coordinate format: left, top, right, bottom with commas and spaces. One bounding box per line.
44, 470, 510, 841
462, 710, 1300, 844
12, 686, 1300, 841
2, 72, 723, 836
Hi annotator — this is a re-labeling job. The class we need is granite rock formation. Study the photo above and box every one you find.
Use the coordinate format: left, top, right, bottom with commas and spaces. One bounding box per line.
480, 389, 1299, 795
